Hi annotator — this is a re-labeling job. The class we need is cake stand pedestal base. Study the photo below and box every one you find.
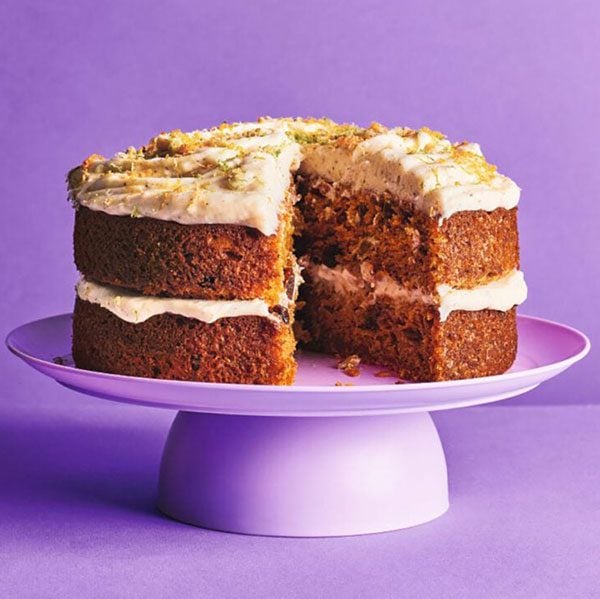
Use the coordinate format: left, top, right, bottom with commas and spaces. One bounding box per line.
158, 411, 449, 537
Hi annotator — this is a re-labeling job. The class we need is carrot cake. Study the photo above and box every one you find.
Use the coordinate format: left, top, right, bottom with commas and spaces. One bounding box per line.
67, 118, 527, 383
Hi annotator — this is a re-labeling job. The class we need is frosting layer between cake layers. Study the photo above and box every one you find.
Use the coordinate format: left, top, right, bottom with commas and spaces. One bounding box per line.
308, 264, 527, 322
77, 266, 527, 325
76, 278, 287, 324
69, 119, 520, 235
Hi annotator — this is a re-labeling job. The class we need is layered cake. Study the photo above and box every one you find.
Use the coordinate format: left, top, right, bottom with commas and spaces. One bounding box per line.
68, 118, 527, 383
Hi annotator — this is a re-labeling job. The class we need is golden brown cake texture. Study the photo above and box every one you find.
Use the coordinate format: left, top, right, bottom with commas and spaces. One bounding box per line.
299, 267, 518, 382
68, 117, 527, 383
74, 204, 295, 303
296, 178, 519, 292
73, 298, 296, 384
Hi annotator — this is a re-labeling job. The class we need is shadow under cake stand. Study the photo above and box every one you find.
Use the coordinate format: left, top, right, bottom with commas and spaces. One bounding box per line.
6, 314, 589, 537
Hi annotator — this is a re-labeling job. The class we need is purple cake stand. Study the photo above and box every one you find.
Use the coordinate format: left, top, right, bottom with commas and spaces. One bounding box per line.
6, 314, 589, 537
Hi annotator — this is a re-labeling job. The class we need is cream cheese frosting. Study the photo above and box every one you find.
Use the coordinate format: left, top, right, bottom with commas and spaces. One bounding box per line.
308, 264, 527, 321
436, 271, 527, 321
76, 278, 284, 324
298, 126, 520, 221
71, 124, 301, 236
77, 265, 527, 325
68, 118, 520, 233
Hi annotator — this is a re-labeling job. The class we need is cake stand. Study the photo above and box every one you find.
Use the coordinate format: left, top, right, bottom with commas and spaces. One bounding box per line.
6, 314, 589, 537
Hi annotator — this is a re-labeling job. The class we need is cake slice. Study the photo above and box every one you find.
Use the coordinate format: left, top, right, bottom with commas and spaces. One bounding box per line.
69, 121, 302, 384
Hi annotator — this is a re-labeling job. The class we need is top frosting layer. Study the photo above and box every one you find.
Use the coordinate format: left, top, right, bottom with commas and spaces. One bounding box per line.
68, 118, 520, 234
68, 122, 302, 236
297, 124, 520, 220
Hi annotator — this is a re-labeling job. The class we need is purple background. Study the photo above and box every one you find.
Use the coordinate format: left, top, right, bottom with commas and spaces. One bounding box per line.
1, 2, 599, 596
1, 0, 597, 404
1, 402, 598, 597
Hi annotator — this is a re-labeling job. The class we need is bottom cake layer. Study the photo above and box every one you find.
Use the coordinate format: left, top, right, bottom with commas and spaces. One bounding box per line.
298, 272, 518, 382
73, 298, 297, 385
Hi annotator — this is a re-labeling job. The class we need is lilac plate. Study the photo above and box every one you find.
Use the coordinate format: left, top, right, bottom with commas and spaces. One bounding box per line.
6, 313, 590, 417
5, 313, 590, 536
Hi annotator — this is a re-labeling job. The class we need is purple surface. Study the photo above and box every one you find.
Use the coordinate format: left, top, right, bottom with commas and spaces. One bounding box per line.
0, 0, 597, 405
1, 1, 597, 592
1, 390, 599, 597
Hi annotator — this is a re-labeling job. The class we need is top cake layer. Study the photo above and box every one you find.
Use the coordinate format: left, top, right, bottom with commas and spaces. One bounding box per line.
68, 118, 520, 235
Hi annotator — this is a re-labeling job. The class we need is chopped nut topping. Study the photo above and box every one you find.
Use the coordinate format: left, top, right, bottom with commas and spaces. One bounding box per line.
374, 370, 396, 378
337, 354, 361, 377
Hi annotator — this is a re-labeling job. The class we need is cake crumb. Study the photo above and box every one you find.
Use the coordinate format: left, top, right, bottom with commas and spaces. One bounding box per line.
337, 354, 361, 377
335, 381, 354, 387
374, 370, 396, 378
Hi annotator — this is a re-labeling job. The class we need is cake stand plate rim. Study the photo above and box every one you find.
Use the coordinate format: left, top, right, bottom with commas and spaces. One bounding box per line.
5, 313, 590, 416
